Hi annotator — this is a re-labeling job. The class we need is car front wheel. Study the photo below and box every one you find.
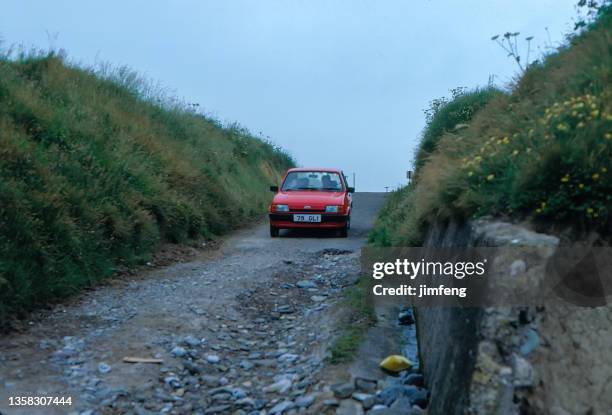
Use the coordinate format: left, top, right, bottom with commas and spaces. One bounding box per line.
270, 225, 279, 237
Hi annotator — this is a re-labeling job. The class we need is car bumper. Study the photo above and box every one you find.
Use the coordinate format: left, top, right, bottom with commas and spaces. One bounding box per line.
269, 213, 348, 229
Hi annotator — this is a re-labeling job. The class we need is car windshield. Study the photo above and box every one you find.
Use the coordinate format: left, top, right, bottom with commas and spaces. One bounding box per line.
281, 171, 344, 191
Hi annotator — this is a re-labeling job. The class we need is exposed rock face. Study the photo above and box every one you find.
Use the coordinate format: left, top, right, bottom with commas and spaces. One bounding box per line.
416, 219, 612, 414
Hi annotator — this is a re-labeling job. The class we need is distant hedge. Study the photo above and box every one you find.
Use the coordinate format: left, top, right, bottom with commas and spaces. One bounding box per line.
415, 87, 503, 169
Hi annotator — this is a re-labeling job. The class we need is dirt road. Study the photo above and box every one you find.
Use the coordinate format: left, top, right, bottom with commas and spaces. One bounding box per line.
0, 193, 388, 415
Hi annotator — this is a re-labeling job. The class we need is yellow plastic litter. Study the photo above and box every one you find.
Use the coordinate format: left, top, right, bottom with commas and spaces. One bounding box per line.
380, 355, 412, 373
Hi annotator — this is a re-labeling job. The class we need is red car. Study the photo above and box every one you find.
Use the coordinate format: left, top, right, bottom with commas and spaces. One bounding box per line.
268, 168, 354, 237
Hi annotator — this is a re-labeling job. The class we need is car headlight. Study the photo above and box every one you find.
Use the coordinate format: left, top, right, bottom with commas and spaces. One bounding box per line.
274, 204, 289, 212
325, 205, 340, 213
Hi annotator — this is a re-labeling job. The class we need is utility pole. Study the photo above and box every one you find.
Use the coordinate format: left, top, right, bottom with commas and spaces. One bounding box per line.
407, 170, 413, 184
353, 172, 356, 189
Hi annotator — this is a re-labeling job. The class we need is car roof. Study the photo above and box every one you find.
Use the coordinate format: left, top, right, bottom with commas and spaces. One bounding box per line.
287, 167, 343, 174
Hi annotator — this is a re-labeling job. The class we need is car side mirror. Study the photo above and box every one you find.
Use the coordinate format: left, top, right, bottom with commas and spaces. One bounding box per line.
270, 185, 279, 192
347, 187, 355, 193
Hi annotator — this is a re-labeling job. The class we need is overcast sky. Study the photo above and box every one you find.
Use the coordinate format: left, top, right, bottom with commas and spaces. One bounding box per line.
1, 1, 578, 191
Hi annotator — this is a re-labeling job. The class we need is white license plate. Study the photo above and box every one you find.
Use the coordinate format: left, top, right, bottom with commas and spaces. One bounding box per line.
293, 214, 321, 223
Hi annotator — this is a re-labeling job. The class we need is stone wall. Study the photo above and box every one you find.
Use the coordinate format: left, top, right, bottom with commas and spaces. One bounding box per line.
416, 219, 612, 414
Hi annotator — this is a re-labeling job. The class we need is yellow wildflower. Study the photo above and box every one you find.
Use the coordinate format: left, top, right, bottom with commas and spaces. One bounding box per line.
579, 183, 584, 189
512, 150, 519, 156
592, 173, 600, 180
486, 174, 495, 181
605, 133, 612, 140
577, 122, 585, 128
602, 167, 608, 173
591, 110, 600, 117
587, 207, 594, 214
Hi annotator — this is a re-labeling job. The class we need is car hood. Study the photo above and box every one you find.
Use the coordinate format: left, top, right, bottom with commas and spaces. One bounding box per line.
272, 191, 345, 209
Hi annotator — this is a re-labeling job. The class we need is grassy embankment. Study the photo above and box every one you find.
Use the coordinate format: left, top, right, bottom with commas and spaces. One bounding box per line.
0, 51, 293, 328
370, 8, 611, 246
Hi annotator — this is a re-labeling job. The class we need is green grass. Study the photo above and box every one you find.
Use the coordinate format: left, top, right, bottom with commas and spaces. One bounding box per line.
415, 87, 503, 169
371, 6, 612, 247
328, 276, 376, 364
0, 51, 294, 329
329, 327, 364, 364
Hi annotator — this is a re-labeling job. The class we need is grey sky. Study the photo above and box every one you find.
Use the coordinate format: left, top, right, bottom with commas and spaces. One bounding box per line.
2, 1, 577, 191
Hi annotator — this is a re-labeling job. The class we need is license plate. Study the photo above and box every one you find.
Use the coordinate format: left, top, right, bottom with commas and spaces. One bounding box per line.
293, 214, 321, 223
